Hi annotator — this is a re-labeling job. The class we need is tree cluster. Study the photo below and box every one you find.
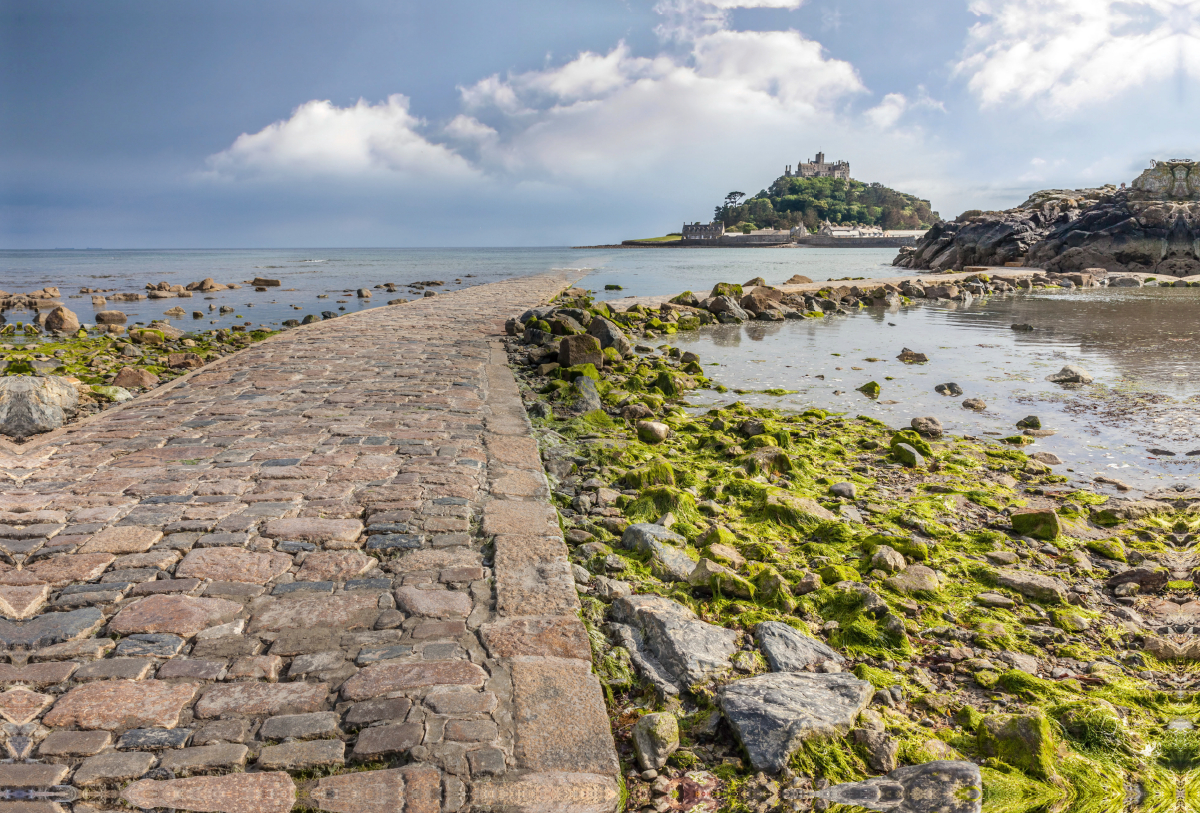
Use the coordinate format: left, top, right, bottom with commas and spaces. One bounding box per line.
714, 176, 939, 233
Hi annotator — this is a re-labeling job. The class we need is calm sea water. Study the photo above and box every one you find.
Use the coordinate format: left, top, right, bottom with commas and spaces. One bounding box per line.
0, 246, 901, 330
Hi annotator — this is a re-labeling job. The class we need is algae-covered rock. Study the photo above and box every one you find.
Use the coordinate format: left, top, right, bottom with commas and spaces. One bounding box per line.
976, 710, 1059, 782
889, 429, 932, 456
1091, 499, 1167, 526
1010, 508, 1061, 540
90, 385, 133, 403
1085, 538, 1126, 562
632, 712, 679, 771
893, 443, 925, 468
992, 569, 1069, 604
688, 558, 754, 598
710, 282, 744, 299
869, 545, 906, 574
820, 563, 860, 584
856, 381, 881, 398
624, 459, 675, 489
611, 594, 739, 689
861, 534, 929, 563
763, 492, 837, 530
742, 446, 792, 476
1050, 609, 1091, 632
559, 334, 603, 367
883, 564, 939, 595
622, 523, 686, 552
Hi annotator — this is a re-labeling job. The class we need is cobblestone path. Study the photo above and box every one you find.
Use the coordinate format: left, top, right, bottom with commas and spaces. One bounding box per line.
0, 273, 619, 813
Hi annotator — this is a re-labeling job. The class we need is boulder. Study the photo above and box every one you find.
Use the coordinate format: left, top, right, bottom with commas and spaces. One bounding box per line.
0, 376, 80, 440
559, 334, 603, 368
893, 443, 925, 468
586, 318, 633, 357
869, 546, 907, 574
44, 306, 80, 333
1010, 508, 1061, 540
251, 278, 281, 287
992, 569, 1068, 604
1046, 365, 1093, 384
718, 672, 873, 773
884, 564, 940, 595
977, 711, 1058, 781
632, 713, 679, 771
636, 420, 670, 444
611, 595, 739, 690
571, 376, 602, 413
755, 621, 843, 672
910, 416, 942, 437
1105, 566, 1168, 591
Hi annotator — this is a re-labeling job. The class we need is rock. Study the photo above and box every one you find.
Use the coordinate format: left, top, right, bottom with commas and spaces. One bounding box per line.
43, 679, 196, 730
0, 375, 80, 440
893, 443, 924, 468
718, 672, 873, 773
355, 289, 371, 298
252, 278, 282, 287
1010, 508, 1062, 540
632, 712, 679, 770
755, 621, 844, 671
167, 352, 204, 369
611, 594, 738, 690
977, 711, 1057, 781
636, 420, 670, 444
1091, 499, 1166, 524
112, 367, 160, 389
1016, 415, 1042, 429
785, 274, 812, 284
559, 334, 603, 368
258, 739, 345, 770
870, 546, 907, 574
807, 761, 981, 813
910, 416, 942, 437
896, 348, 928, 363
1046, 365, 1093, 384
621, 403, 653, 421
95, 310, 128, 324
1029, 451, 1062, 465
1105, 566, 1168, 591
622, 523, 685, 551
935, 382, 964, 396
884, 565, 940, 595
829, 482, 856, 499
962, 398, 986, 411
573, 376, 602, 412
44, 305, 80, 333
852, 727, 898, 773
586, 318, 633, 357
993, 569, 1069, 604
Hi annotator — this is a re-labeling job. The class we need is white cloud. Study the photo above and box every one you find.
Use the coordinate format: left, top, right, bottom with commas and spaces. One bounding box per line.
956, 0, 1200, 111
205, 94, 476, 181
865, 93, 908, 129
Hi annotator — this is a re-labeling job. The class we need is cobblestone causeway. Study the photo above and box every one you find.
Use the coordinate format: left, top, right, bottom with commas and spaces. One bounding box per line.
0, 273, 620, 813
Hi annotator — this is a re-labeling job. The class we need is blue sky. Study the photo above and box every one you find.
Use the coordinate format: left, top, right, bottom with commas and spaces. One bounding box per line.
4, 0, 1200, 247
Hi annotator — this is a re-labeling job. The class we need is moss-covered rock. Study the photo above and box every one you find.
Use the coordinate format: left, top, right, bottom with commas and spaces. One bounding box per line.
624, 459, 676, 489
977, 710, 1059, 782
1084, 537, 1126, 561
1010, 508, 1061, 540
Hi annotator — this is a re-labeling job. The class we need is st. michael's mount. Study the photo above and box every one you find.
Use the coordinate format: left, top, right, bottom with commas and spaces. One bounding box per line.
896, 159, 1200, 277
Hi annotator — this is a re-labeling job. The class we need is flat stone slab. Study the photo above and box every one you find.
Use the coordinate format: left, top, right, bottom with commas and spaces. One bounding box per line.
248, 592, 380, 633
194, 682, 329, 718
43, 679, 197, 730
109, 594, 242, 637
719, 672, 874, 773
612, 594, 739, 689
341, 660, 487, 701
176, 548, 292, 584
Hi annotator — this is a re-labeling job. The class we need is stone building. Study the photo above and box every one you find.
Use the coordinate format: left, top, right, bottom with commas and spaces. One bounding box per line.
784, 152, 850, 180
681, 221, 725, 241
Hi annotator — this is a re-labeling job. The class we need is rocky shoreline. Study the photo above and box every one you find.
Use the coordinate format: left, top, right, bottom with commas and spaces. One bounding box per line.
504, 280, 1200, 812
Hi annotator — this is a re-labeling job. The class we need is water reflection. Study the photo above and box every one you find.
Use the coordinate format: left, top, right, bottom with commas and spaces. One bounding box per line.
670, 286, 1200, 492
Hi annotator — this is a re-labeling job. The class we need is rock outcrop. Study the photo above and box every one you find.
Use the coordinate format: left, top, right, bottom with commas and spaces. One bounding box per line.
895, 159, 1200, 277
0, 376, 80, 440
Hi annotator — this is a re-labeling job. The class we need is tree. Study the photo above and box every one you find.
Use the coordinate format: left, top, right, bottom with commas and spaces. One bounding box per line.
724, 191, 745, 208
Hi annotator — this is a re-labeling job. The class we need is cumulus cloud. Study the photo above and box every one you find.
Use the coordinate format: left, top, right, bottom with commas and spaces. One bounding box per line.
205, 94, 476, 181
956, 0, 1200, 111
204, 0, 950, 205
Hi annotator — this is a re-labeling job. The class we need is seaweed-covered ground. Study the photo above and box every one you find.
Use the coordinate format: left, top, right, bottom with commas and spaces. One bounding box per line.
507, 282, 1200, 813
1, 326, 277, 428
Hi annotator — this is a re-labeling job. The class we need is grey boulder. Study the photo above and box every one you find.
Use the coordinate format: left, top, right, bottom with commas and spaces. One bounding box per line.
755, 621, 844, 672
0, 376, 80, 441
718, 672, 873, 773
611, 594, 739, 693
586, 317, 633, 358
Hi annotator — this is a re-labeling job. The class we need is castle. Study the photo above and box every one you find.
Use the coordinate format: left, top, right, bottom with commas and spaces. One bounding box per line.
784, 151, 849, 180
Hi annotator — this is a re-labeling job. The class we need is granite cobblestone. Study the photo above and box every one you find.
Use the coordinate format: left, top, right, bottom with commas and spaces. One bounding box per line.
0, 273, 618, 812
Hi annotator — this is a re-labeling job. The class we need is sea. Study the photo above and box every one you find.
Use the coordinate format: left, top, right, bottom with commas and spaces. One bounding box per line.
3, 246, 1197, 492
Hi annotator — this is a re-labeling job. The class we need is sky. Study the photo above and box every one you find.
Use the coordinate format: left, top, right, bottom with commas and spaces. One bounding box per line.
4, 0, 1200, 248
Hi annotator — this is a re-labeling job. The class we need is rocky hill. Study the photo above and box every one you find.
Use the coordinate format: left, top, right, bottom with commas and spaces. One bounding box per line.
895, 160, 1200, 277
